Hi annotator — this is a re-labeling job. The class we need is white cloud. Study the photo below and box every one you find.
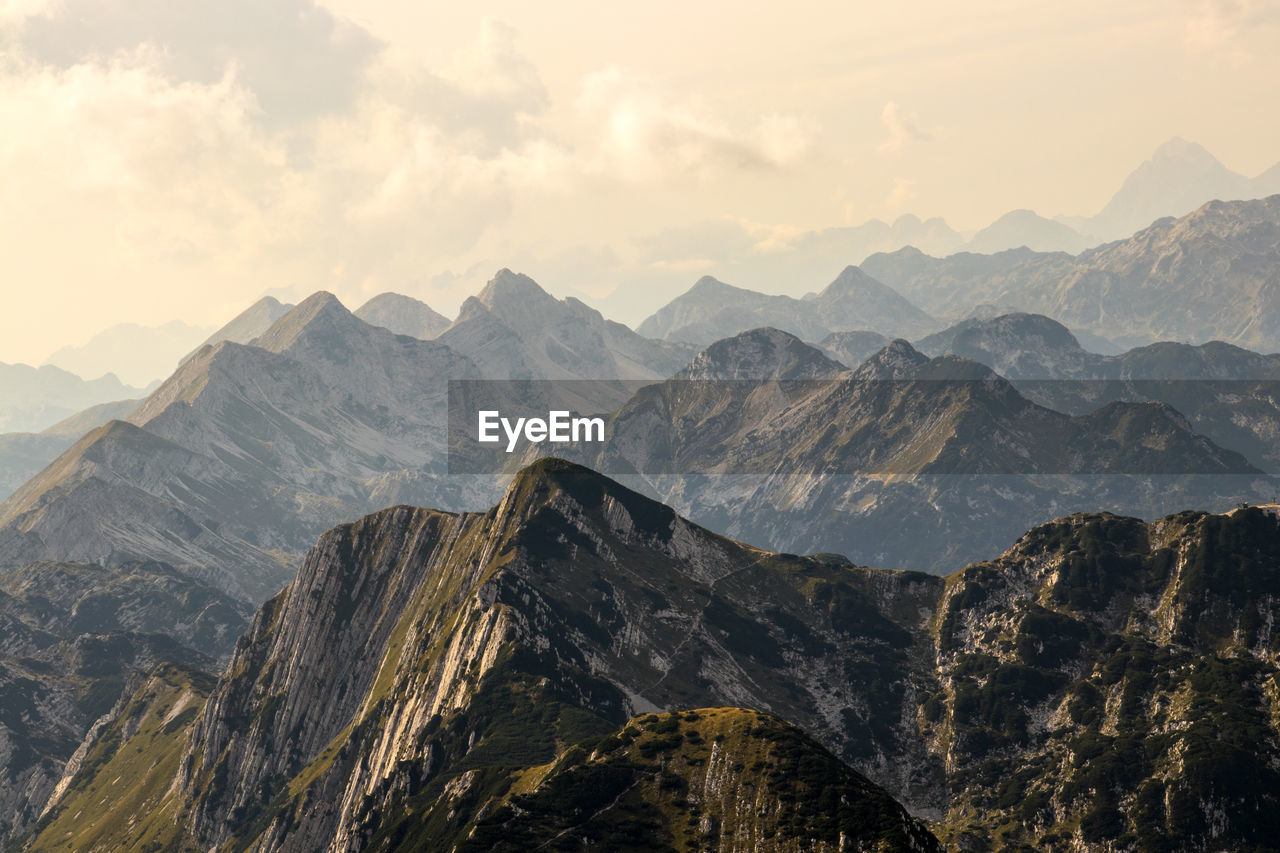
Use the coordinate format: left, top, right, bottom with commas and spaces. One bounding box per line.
886, 177, 917, 208
440, 17, 547, 109
1184, 0, 1279, 54
576, 67, 812, 181
878, 100, 930, 154
13, 0, 379, 123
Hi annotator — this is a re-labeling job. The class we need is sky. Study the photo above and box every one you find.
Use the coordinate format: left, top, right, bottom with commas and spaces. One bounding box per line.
1, 0, 1278, 367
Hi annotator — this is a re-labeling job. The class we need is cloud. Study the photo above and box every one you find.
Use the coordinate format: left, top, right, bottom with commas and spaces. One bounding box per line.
13, 0, 380, 122
0, 14, 573, 356
577, 67, 812, 180
886, 177, 917, 208
440, 18, 547, 109
878, 101, 930, 153
1184, 0, 1279, 53
365, 26, 551, 154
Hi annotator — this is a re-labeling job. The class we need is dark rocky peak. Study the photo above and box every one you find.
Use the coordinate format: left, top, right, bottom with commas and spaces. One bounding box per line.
499, 457, 682, 543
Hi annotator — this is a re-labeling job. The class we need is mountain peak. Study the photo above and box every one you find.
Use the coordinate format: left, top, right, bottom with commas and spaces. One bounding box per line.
854, 339, 930, 379
1150, 137, 1219, 166
476, 269, 556, 309
1090, 138, 1252, 239
354, 292, 450, 340
820, 265, 879, 295
502, 457, 681, 540
686, 275, 744, 297
678, 327, 846, 381
251, 291, 362, 355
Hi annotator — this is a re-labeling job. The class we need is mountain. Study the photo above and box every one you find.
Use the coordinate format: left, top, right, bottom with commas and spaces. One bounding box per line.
22, 460, 1280, 851
637, 266, 939, 345
0, 292, 483, 601
1086, 137, 1276, 241
0, 558, 246, 846
0, 433, 75, 502
817, 329, 891, 367
440, 269, 695, 384
0, 560, 250, 658
680, 326, 848, 380
863, 195, 1280, 351
354, 292, 451, 340
859, 245, 1073, 320
917, 313, 1280, 381
42, 320, 214, 387
600, 335, 1253, 478
25, 460, 946, 851
914, 312, 1106, 377
965, 209, 1092, 255
190, 295, 294, 355
0, 399, 143, 504
911, 313, 1280, 472
37, 398, 140, 437
576, 334, 1268, 571
0, 363, 143, 434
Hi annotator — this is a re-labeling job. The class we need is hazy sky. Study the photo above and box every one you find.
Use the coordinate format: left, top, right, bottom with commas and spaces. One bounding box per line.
1, 0, 1278, 367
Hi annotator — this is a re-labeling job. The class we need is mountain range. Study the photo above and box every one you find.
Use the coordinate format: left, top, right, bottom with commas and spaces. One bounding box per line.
2, 132, 1279, 852
593, 138, 1280, 324
565, 329, 1270, 571
909, 311, 1280, 476
1074, 137, 1280, 241
637, 266, 939, 345
42, 320, 214, 388
17, 459, 1280, 851
0, 292, 480, 601
0, 363, 142, 435
862, 195, 1280, 351
0, 557, 248, 844
441, 269, 695, 382
0, 272, 699, 603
